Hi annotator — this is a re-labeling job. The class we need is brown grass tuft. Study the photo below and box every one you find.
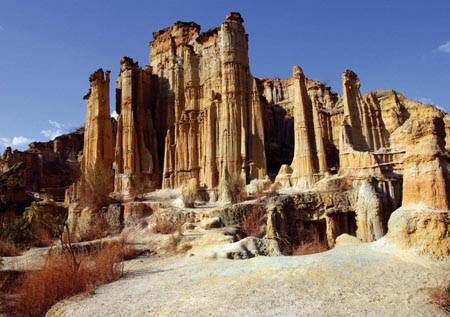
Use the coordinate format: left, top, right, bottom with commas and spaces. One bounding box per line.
241, 207, 266, 238
431, 283, 450, 314
0, 241, 20, 257
292, 241, 329, 256
1, 242, 124, 317
153, 218, 177, 234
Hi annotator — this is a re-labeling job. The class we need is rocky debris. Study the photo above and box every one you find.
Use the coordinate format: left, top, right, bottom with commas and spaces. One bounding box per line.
213, 236, 280, 259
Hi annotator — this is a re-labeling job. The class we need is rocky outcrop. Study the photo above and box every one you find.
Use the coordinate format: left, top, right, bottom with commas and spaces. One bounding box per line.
0, 129, 83, 214
387, 207, 450, 258
62, 12, 450, 253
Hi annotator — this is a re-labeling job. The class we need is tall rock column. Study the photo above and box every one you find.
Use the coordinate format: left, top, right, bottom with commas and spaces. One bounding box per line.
340, 70, 387, 152
248, 78, 267, 179
290, 66, 327, 189
80, 69, 114, 198
114, 57, 160, 196
218, 12, 249, 179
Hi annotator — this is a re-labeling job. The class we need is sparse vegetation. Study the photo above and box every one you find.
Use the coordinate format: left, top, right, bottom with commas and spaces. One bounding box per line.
153, 217, 178, 234
219, 172, 246, 204
254, 182, 264, 202
241, 206, 266, 238
431, 282, 450, 314
0, 202, 67, 250
0, 241, 20, 257
278, 221, 329, 256
181, 179, 198, 208
268, 182, 280, 196
1, 240, 131, 317
292, 241, 328, 256
169, 234, 192, 255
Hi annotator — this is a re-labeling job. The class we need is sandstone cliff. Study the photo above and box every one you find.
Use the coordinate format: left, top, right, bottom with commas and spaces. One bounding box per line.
66, 12, 449, 255
0, 128, 83, 214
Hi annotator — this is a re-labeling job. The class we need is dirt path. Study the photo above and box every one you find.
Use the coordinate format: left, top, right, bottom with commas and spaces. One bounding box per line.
46, 238, 450, 317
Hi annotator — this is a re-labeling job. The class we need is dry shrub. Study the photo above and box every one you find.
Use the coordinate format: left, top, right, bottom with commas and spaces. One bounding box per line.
255, 182, 264, 202
242, 207, 266, 238
292, 241, 328, 256
432, 283, 450, 314
119, 233, 137, 261
0, 241, 20, 257
280, 221, 329, 256
219, 172, 246, 204
176, 243, 192, 254
267, 182, 280, 197
153, 218, 177, 234
168, 234, 192, 255
339, 178, 353, 192
181, 179, 198, 208
2, 242, 124, 317
177, 223, 184, 236
35, 227, 53, 247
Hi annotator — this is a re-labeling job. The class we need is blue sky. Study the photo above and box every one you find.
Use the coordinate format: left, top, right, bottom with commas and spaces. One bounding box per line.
1, 0, 449, 150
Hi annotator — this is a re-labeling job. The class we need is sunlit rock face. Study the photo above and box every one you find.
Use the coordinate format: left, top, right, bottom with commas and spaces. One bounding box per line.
149, 12, 266, 189
68, 12, 450, 254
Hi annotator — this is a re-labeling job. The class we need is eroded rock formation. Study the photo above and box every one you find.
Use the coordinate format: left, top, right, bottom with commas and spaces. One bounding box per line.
114, 57, 160, 196
66, 12, 449, 255
150, 13, 266, 189
0, 129, 83, 214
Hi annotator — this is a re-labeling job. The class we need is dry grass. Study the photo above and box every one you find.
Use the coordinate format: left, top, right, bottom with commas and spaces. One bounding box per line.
34, 227, 53, 247
431, 283, 450, 314
181, 179, 198, 208
292, 241, 329, 256
119, 233, 137, 261
269, 182, 280, 195
168, 234, 192, 255
280, 222, 329, 256
241, 207, 266, 238
1, 242, 125, 317
153, 218, 178, 234
0, 241, 20, 257
219, 172, 246, 204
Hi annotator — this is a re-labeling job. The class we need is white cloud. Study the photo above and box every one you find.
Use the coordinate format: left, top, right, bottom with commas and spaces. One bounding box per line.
438, 41, 450, 54
48, 119, 64, 129
40, 119, 67, 140
0, 136, 34, 149
111, 110, 119, 120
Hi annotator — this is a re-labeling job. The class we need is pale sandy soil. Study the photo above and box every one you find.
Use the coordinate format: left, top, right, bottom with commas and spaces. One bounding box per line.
46, 238, 450, 317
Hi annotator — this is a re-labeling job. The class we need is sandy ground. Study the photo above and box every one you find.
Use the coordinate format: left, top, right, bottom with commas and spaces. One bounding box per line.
46, 238, 450, 317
